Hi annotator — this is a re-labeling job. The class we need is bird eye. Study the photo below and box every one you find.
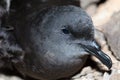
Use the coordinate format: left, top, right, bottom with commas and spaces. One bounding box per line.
62, 29, 70, 34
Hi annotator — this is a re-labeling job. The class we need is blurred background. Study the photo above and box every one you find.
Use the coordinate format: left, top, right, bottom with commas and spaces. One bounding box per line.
0, 0, 120, 80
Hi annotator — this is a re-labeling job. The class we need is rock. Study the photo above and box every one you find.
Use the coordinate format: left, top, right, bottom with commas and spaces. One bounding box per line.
86, 4, 97, 16
103, 11, 120, 60
92, 0, 120, 28
80, 0, 100, 16
80, 0, 100, 9
0, 74, 22, 80
95, 29, 106, 47
103, 69, 120, 80
110, 73, 120, 80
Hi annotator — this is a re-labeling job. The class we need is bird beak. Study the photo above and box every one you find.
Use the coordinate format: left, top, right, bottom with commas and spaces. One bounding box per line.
81, 41, 112, 69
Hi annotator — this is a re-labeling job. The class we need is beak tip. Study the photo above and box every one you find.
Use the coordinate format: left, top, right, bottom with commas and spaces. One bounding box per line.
107, 64, 112, 70
107, 59, 112, 69
104, 53, 112, 70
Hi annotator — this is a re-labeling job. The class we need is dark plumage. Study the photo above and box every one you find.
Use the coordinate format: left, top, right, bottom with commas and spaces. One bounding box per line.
0, 6, 112, 80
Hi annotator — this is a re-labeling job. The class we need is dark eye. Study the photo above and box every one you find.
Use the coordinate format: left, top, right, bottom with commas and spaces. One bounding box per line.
62, 29, 70, 34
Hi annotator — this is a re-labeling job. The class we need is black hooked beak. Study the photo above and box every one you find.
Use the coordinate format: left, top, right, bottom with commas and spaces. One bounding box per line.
81, 41, 112, 69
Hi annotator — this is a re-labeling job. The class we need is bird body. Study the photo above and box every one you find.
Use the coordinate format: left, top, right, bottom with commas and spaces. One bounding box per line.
0, 5, 112, 80
12, 6, 91, 80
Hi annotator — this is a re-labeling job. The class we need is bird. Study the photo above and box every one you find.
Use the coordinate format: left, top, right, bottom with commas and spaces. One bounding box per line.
1, 5, 112, 80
